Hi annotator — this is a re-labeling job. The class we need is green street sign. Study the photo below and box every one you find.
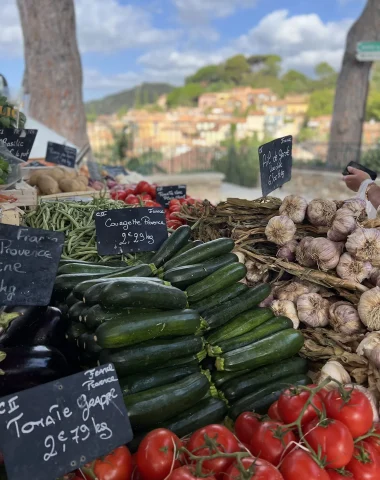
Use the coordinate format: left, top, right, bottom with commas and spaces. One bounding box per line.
357, 42, 380, 52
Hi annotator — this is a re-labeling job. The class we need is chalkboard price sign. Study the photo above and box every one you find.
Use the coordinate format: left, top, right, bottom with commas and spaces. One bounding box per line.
258, 135, 293, 197
0, 224, 64, 306
156, 185, 187, 208
95, 207, 168, 255
102, 165, 127, 178
0, 128, 37, 161
0, 363, 133, 480
45, 141, 77, 168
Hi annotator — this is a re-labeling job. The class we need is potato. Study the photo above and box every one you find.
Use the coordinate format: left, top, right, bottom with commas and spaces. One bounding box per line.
44, 167, 64, 181
60, 167, 77, 179
76, 175, 88, 187
28, 170, 45, 186
58, 178, 83, 192
37, 176, 60, 195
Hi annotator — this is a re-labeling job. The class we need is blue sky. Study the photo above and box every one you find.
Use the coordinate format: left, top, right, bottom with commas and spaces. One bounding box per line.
1, 0, 366, 101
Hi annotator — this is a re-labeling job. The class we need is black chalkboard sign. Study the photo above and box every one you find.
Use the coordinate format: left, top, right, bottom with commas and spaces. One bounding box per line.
0, 363, 133, 480
45, 141, 77, 168
0, 224, 64, 306
102, 165, 127, 178
95, 207, 168, 255
258, 135, 293, 197
0, 128, 37, 161
156, 185, 187, 208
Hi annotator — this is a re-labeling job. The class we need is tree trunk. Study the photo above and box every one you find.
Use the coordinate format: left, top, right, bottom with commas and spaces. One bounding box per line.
327, 0, 380, 167
17, 0, 90, 150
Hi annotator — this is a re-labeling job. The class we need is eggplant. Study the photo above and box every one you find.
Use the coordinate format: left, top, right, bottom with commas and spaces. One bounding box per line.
0, 306, 48, 347
31, 306, 69, 348
0, 346, 69, 396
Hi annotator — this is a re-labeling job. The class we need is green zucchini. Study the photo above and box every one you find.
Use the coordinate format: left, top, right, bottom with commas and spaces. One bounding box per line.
151, 225, 191, 268
173, 240, 203, 258
229, 374, 312, 419
158, 353, 204, 369
84, 304, 160, 330
190, 283, 248, 315
186, 263, 247, 303
164, 238, 235, 271
99, 335, 204, 375
206, 308, 273, 345
99, 281, 187, 310
67, 302, 87, 322
222, 357, 308, 402
159, 397, 228, 438
120, 364, 199, 396
216, 329, 304, 372
77, 332, 102, 354
212, 369, 250, 388
73, 278, 109, 301
204, 283, 271, 330
209, 316, 293, 356
59, 259, 96, 266
95, 309, 203, 349
58, 263, 125, 275
65, 322, 87, 342
66, 292, 79, 308
124, 372, 210, 429
164, 253, 239, 290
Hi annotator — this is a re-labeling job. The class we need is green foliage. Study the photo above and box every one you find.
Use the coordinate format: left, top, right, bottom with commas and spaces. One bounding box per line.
166, 83, 205, 107
307, 89, 335, 117
297, 127, 317, 142
313, 62, 337, 90
186, 65, 225, 84
367, 90, 380, 121
250, 74, 285, 97
281, 70, 311, 95
127, 149, 165, 175
361, 146, 380, 172
247, 55, 281, 77
224, 55, 251, 84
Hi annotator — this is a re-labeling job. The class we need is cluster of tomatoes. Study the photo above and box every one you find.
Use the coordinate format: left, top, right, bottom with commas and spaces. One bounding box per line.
110, 180, 197, 230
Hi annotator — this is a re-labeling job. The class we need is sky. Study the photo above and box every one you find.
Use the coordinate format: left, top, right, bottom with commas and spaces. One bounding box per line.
0, 0, 367, 101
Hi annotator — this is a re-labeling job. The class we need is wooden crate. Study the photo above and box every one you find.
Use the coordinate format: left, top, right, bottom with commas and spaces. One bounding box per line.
0, 205, 23, 226
0, 188, 37, 207
41, 190, 109, 201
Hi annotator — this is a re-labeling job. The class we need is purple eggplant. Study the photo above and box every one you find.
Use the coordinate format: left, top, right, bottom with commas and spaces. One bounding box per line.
0, 306, 47, 347
31, 306, 69, 348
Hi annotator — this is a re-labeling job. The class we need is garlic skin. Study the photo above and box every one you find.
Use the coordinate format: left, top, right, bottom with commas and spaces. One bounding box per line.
275, 282, 310, 303
309, 237, 341, 272
357, 332, 380, 357
318, 360, 351, 391
233, 250, 246, 264
342, 198, 367, 219
346, 228, 380, 264
245, 260, 267, 284
336, 253, 372, 283
358, 287, 380, 331
307, 199, 337, 227
271, 299, 300, 329
297, 293, 330, 327
296, 237, 316, 267
329, 301, 364, 334
265, 216, 296, 246
259, 294, 274, 308
277, 239, 298, 262
345, 384, 379, 422
327, 209, 357, 242
369, 267, 380, 286
279, 195, 308, 224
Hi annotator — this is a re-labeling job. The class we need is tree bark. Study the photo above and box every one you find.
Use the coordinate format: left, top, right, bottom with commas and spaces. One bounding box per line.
17, 0, 90, 149
327, 0, 380, 167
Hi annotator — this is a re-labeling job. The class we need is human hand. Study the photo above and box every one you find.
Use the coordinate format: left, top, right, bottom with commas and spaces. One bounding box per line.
343, 166, 370, 192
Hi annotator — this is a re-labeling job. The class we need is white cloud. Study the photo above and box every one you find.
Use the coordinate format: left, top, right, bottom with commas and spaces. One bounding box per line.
0, 2, 23, 57
173, 0, 257, 23
84, 68, 143, 90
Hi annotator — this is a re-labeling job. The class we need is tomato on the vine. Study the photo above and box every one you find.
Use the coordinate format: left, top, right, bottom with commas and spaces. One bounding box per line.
278, 387, 323, 425
167, 220, 183, 230
268, 401, 282, 421
346, 441, 380, 480
143, 200, 157, 207
82, 446, 133, 480
125, 194, 140, 205
303, 418, 354, 469
279, 448, 330, 480
187, 424, 240, 476
226, 457, 284, 480
140, 193, 152, 201
135, 181, 151, 195
136, 429, 182, 480
234, 412, 261, 444
327, 470, 355, 479
250, 420, 295, 466
324, 388, 373, 438
365, 423, 380, 456
169, 204, 182, 213
167, 466, 216, 480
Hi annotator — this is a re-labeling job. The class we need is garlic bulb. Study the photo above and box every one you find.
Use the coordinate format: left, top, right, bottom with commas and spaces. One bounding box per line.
336, 253, 372, 283
245, 260, 267, 284
296, 237, 316, 267
327, 209, 357, 242
277, 240, 298, 262
271, 300, 299, 329
297, 293, 330, 327
358, 287, 380, 331
329, 301, 364, 334
307, 199, 337, 227
346, 228, 380, 264
276, 282, 310, 303
309, 237, 341, 272
265, 216, 296, 246
345, 384, 379, 422
233, 250, 246, 264
357, 332, 380, 357
297, 279, 321, 294
318, 360, 351, 391
342, 198, 367, 219
369, 267, 380, 286
279, 195, 308, 224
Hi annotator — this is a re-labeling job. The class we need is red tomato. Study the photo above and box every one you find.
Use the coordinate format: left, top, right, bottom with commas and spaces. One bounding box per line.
86, 446, 133, 480
136, 429, 182, 480
148, 185, 156, 198
125, 194, 140, 205
226, 457, 284, 480
186, 198, 196, 205
307, 384, 329, 402
187, 424, 239, 476
250, 420, 296, 466
327, 470, 355, 479
124, 188, 136, 196
167, 466, 216, 480
169, 212, 183, 221
280, 448, 330, 480
303, 418, 354, 469
167, 220, 183, 230
324, 388, 373, 438
178, 198, 187, 204
169, 204, 182, 213
235, 412, 261, 444
346, 441, 380, 480
140, 193, 152, 201
144, 200, 156, 207
278, 388, 323, 426
135, 181, 152, 195
365, 423, 380, 456
268, 401, 282, 421
169, 199, 181, 207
